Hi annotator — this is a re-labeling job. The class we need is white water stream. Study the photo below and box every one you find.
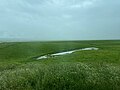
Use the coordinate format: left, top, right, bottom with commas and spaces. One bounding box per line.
37, 47, 99, 60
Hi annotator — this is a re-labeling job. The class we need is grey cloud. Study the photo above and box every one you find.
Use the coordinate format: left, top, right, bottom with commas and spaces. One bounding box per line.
0, 0, 120, 40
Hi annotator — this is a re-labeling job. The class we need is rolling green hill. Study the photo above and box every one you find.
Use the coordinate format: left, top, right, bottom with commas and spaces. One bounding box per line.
0, 40, 120, 90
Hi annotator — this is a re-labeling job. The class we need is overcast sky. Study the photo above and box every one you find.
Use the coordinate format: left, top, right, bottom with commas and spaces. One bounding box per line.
0, 0, 120, 40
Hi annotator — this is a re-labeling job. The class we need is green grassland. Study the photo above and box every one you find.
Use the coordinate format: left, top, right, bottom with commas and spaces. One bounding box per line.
0, 40, 120, 90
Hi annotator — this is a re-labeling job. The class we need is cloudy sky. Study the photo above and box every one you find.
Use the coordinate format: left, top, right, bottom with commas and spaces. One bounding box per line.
0, 0, 120, 40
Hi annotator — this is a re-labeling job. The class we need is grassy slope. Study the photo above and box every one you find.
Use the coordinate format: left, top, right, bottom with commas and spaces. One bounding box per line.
0, 40, 120, 90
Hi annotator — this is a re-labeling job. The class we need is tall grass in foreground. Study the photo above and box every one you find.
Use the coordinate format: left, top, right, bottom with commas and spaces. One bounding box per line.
0, 63, 120, 90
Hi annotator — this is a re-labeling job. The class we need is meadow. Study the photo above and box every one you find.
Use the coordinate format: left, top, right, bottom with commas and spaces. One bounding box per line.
0, 40, 120, 90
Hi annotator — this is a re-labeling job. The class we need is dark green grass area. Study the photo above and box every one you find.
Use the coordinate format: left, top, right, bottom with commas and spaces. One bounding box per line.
0, 40, 120, 90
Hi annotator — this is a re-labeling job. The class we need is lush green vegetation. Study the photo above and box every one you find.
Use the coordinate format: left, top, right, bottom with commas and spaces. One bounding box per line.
0, 40, 120, 90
